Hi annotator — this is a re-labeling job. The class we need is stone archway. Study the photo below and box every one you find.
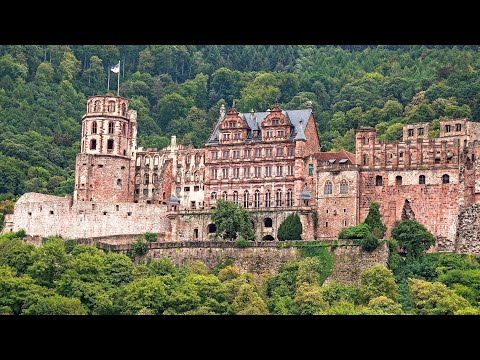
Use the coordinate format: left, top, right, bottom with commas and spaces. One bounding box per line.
262, 235, 275, 241
264, 217, 273, 228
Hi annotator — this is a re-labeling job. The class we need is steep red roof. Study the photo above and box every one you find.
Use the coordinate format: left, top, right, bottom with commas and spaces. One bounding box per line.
315, 149, 356, 165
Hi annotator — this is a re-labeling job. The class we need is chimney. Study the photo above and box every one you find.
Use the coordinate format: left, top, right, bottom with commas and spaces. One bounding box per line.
171, 135, 177, 147
220, 104, 226, 117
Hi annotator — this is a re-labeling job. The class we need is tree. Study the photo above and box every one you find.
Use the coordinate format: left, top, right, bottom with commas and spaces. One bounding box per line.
0, 234, 35, 274
364, 202, 387, 238
321, 282, 361, 306
391, 220, 436, 258
360, 265, 398, 302
367, 296, 403, 315
23, 294, 87, 315
294, 283, 328, 315
277, 213, 303, 241
103, 252, 134, 287
27, 237, 68, 287
232, 283, 268, 315
210, 199, 255, 241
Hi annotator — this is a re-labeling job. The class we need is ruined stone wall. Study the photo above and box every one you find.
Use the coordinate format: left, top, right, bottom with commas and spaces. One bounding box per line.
13, 193, 169, 239
324, 242, 389, 285
359, 169, 460, 247
456, 203, 480, 255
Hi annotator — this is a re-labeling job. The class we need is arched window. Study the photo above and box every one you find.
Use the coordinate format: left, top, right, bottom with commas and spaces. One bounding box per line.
254, 190, 260, 208
122, 123, 126, 136
144, 173, 149, 185
324, 181, 333, 195
287, 189, 293, 207
136, 157, 141, 166
108, 100, 115, 112
153, 173, 158, 184
233, 191, 239, 205
264, 218, 273, 228
376, 175, 383, 186
276, 189, 282, 207
208, 223, 217, 233
244, 190, 249, 208
121, 103, 126, 116
396, 176, 402, 186
135, 174, 140, 185
154, 156, 159, 166
442, 174, 450, 184
223, 191, 228, 201
108, 122, 114, 134
211, 192, 217, 200
91, 121, 97, 134
145, 156, 150, 166
94, 100, 100, 112
363, 154, 368, 166
340, 179, 348, 194
265, 190, 271, 208
107, 139, 114, 150
90, 139, 97, 150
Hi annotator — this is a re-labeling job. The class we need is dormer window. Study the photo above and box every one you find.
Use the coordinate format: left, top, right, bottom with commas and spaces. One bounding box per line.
272, 119, 279, 126
229, 121, 236, 128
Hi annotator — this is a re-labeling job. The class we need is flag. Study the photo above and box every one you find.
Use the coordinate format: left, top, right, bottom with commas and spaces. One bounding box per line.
110, 62, 120, 73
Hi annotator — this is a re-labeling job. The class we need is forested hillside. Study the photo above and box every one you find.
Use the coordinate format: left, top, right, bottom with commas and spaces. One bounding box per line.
1, 45, 480, 201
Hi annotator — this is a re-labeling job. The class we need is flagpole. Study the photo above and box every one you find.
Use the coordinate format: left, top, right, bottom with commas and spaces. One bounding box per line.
117, 60, 120, 96
107, 65, 110, 93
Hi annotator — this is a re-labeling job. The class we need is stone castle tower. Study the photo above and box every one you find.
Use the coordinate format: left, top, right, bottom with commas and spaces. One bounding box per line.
74, 95, 138, 202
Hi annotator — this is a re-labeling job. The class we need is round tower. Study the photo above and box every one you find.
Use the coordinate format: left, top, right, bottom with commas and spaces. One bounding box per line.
75, 95, 137, 203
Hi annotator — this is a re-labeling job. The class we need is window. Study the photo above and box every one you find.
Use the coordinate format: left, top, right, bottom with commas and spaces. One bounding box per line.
266, 130, 273, 138
276, 165, 283, 177
419, 175, 426, 184
363, 154, 368, 166
264, 217, 273, 228
222, 168, 228, 178
191, 201, 196, 209
91, 122, 97, 134
223, 191, 228, 201
211, 169, 218, 180
272, 119, 279, 126
445, 125, 451, 133
223, 133, 230, 140
266, 148, 273, 157
116, 205, 119, 211
229, 121, 236, 128
276, 189, 282, 207
254, 190, 260, 208
277, 148, 284, 156
122, 103, 126, 116
233, 168, 240, 179
117, 179, 122, 187
324, 181, 333, 195
90, 139, 97, 150
243, 191, 249, 208
122, 123, 126, 136
456, 123, 462, 132
211, 192, 217, 200
408, 129, 414, 137
340, 180, 348, 194
233, 150, 241, 159
233, 191, 239, 205
193, 228, 198, 239
194, 185, 200, 192
143, 188, 148, 195
94, 100, 100, 112
344, 220, 347, 227
308, 164, 313, 176
212, 151, 218, 160
223, 151, 229, 159
277, 130, 284, 138
265, 190, 271, 208
184, 187, 190, 192
244, 149, 251, 158
255, 148, 262, 157
145, 157, 150, 166
108, 122, 114, 134
255, 167, 261, 178
376, 175, 383, 186
108, 100, 115, 112
418, 128, 424, 136
288, 147, 295, 156
265, 166, 272, 177
154, 156, 159, 166
244, 167, 250, 178
325, 222, 328, 228
287, 189, 293, 207
363, 137, 367, 145
287, 165, 294, 176
233, 133, 241, 140
442, 174, 450, 184
144, 174, 149, 185
399, 152, 403, 158
396, 176, 402, 186
107, 139, 114, 150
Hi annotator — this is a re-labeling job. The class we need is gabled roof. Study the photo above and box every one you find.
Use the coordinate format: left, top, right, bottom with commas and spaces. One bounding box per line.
315, 149, 356, 165
207, 108, 313, 144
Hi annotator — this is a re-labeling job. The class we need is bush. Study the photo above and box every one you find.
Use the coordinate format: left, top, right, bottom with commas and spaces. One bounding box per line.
360, 233, 380, 252
338, 223, 370, 239
278, 214, 302, 241
144, 232, 157, 243
391, 220, 436, 258
132, 239, 148, 256
236, 238, 249, 248
364, 202, 387, 238
64, 239, 76, 253
16, 229, 26, 238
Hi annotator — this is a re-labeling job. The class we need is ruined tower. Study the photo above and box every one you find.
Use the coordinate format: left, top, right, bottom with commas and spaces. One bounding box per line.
74, 95, 137, 202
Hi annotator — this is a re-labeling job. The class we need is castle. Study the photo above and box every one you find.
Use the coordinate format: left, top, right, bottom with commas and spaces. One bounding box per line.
4, 95, 480, 254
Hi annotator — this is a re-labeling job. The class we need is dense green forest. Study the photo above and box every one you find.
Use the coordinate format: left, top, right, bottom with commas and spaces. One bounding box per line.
1, 45, 480, 203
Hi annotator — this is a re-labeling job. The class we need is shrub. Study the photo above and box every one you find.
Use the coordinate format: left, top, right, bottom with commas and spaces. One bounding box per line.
278, 214, 302, 241
364, 202, 387, 238
360, 233, 380, 252
64, 239, 76, 253
391, 220, 436, 258
338, 223, 370, 239
16, 229, 26, 238
144, 232, 157, 243
368, 296, 403, 315
360, 265, 398, 302
236, 238, 249, 248
132, 239, 148, 256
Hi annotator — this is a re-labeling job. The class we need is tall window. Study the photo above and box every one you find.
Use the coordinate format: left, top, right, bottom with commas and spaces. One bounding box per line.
266, 148, 273, 157
91, 121, 97, 134
277, 147, 284, 156
145, 157, 150, 166
276, 165, 283, 177
445, 125, 451, 133
122, 103, 126, 116
254, 190, 260, 208
363, 154, 368, 165
94, 100, 100, 112
408, 129, 414, 136
442, 174, 450, 184
265, 190, 271, 208
287, 189, 293, 207
211, 192, 217, 200
288, 147, 295, 156
255, 148, 262, 157
211, 169, 218, 179
233, 191, 239, 205
376, 175, 383, 186
244, 149, 251, 158
233, 168, 240, 179
324, 181, 332, 195
223, 151, 229, 159
108, 101, 115, 112
90, 139, 97, 150
456, 123, 462, 132
212, 151, 218, 160
107, 139, 114, 150
223, 191, 228, 201
108, 122, 114, 134
222, 168, 228, 178
277, 130, 284, 138
255, 167, 261, 178
287, 165, 294, 176
266, 130, 273, 138
276, 189, 282, 207
265, 166, 272, 177
418, 128, 424, 136
244, 191, 249, 208
340, 179, 348, 194
233, 150, 240, 159
308, 164, 313, 175
244, 167, 250, 178
122, 123, 126, 136
419, 175, 426, 185
396, 176, 403, 186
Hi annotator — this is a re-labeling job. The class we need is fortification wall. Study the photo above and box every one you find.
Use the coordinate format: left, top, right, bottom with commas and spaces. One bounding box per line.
456, 203, 480, 255
13, 193, 169, 239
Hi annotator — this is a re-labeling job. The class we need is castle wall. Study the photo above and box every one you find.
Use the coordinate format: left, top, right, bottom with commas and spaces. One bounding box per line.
13, 193, 169, 239
456, 203, 480, 255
